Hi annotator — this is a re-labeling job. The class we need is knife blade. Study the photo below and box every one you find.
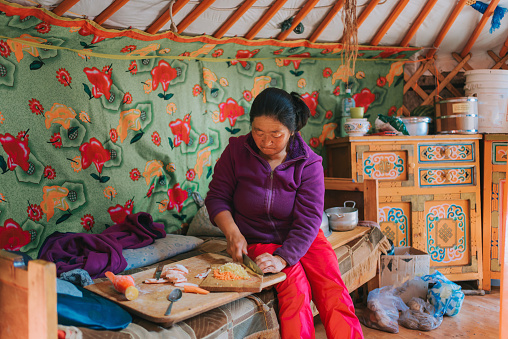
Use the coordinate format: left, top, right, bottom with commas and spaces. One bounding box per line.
243, 254, 264, 276
154, 263, 164, 280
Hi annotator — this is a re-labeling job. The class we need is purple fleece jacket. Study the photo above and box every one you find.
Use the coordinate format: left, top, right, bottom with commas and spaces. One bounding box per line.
205, 132, 324, 266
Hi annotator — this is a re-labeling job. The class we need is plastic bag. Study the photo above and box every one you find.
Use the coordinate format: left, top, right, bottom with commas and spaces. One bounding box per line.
421, 271, 465, 317
376, 114, 409, 135
359, 286, 409, 333
399, 297, 443, 331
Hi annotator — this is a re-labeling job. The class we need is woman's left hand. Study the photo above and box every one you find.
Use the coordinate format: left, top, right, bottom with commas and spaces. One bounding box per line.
255, 253, 287, 274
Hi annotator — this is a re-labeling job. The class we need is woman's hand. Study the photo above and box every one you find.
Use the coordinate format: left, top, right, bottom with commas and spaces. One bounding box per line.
226, 230, 248, 262
255, 253, 287, 274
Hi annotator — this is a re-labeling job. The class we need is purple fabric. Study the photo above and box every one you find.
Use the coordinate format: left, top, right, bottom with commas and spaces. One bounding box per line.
205, 133, 324, 266
38, 212, 166, 279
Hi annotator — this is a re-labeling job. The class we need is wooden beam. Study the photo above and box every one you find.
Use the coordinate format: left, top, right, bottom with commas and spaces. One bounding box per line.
403, 59, 433, 94
146, 0, 190, 35
245, 0, 288, 40
427, 0, 469, 59
404, 72, 429, 101
278, 0, 320, 41
213, 0, 257, 38
460, 0, 500, 58
422, 53, 472, 105
452, 52, 474, 71
427, 66, 463, 97
309, 0, 344, 43
177, 0, 216, 33
94, 0, 130, 25
52, 0, 80, 16
370, 0, 410, 46
499, 33, 508, 57
357, 0, 380, 28
487, 50, 508, 70
399, 0, 438, 47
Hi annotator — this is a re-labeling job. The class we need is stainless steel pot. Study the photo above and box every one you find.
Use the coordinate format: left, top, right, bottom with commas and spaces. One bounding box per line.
400, 117, 431, 136
320, 211, 332, 237
325, 201, 358, 232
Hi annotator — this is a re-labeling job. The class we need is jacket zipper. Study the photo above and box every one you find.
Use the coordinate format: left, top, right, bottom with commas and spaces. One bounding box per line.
266, 170, 282, 243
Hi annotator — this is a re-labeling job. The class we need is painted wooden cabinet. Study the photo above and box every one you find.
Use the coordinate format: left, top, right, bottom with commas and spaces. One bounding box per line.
482, 134, 507, 291
325, 135, 483, 288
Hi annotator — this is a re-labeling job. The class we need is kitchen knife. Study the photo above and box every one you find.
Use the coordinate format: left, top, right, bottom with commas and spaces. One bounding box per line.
243, 254, 264, 276
154, 263, 164, 280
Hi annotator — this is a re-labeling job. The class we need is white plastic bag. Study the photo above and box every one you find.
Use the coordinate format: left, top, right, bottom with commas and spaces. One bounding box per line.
359, 286, 409, 333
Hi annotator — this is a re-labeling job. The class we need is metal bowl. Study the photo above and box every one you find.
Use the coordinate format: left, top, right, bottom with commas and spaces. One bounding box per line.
400, 116, 432, 136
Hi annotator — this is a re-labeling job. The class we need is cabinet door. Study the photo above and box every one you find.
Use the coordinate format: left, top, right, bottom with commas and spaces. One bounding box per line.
424, 199, 471, 268
379, 202, 411, 247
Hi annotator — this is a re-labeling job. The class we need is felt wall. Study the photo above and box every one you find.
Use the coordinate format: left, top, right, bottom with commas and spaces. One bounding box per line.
0, 2, 419, 258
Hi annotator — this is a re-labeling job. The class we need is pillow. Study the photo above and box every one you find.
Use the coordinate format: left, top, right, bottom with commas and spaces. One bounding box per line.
186, 206, 225, 237
122, 234, 204, 270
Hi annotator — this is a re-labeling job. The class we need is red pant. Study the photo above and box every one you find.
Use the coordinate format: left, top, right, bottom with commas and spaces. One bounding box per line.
248, 230, 364, 339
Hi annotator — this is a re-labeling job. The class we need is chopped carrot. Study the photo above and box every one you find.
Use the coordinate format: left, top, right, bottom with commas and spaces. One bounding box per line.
213, 269, 247, 281
184, 285, 210, 294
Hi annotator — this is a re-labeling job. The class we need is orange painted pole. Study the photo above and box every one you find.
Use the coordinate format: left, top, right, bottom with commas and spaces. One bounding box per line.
427, 0, 468, 59
399, 0, 438, 47
277, 0, 320, 41
177, 0, 216, 33
309, 0, 344, 43
370, 0, 410, 46
245, 0, 288, 40
214, 0, 257, 38
94, 0, 131, 25
146, 0, 190, 35
501, 162, 508, 339
52, 0, 80, 16
460, 0, 501, 58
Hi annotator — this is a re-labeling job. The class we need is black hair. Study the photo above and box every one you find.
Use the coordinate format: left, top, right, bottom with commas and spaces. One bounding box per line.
249, 88, 310, 133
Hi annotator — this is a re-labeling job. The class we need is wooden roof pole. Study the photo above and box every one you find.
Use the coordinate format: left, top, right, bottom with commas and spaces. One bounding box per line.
52, 0, 80, 16
399, 0, 438, 47
277, 0, 320, 41
460, 0, 500, 58
146, 0, 190, 35
426, 0, 468, 59
213, 0, 257, 38
245, 0, 288, 40
308, 0, 344, 43
177, 0, 216, 33
499, 33, 508, 57
370, 0, 410, 46
94, 0, 131, 25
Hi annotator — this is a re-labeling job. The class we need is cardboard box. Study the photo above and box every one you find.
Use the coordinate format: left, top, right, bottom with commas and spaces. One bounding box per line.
379, 247, 430, 302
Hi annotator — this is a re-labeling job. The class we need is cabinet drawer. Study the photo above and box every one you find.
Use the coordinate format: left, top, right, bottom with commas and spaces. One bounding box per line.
492, 142, 507, 164
419, 167, 474, 187
362, 151, 408, 181
418, 143, 474, 163
379, 202, 411, 247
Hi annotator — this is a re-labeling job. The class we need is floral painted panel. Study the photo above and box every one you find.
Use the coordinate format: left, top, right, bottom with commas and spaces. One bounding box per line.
0, 2, 419, 258
418, 144, 474, 163
379, 202, 411, 247
419, 168, 474, 187
362, 151, 407, 181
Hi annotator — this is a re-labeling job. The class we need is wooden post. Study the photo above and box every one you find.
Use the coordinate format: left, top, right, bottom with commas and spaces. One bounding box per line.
501, 161, 508, 339
28, 260, 57, 339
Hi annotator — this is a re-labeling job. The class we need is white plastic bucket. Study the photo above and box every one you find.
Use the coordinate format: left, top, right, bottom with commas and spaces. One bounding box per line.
464, 69, 508, 133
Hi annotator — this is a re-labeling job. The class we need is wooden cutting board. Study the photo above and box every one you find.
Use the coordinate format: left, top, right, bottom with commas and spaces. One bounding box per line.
85, 252, 285, 326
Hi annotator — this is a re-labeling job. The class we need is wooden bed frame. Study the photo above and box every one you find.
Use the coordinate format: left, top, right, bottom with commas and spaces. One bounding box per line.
0, 178, 379, 338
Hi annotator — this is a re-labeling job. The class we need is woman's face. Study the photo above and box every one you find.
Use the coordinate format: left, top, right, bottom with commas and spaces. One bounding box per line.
251, 116, 292, 160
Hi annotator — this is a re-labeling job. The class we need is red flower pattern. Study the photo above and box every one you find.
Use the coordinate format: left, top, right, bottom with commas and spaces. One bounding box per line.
377, 76, 387, 87
169, 114, 191, 147
43, 165, 56, 180
79, 137, 111, 174
83, 66, 113, 100
243, 90, 252, 101
152, 131, 161, 146
121, 45, 137, 53
146, 183, 155, 197
167, 183, 188, 213
333, 86, 340, 96
49, 133, 62, 148
27, 204, 44, 221
300, 92, 319, 117
0, 40, 11, 58
283, 52, 310, 70
230, 49, 259, 68
218, 98, 245, 127
151, 60, 178, 92
35, 22, 51, 34
388, 106, 397, 116
128, 61, 138, 74
109, 128, 118, 143
198, 133, 208, 144
0, 219, 30, 251
325, 110, 333, 119
123, 92, 133, 104
28, 98, 44, 115
0, 133, 31, 171
186, 169, 196, 181
56, 68, 72, 88
16, 131, 28, 142
323, 68, 332, 78
212, 49, 223, 58
78, 26, 106, 44
256, 63, 264, 72
129, 168, 141, 181
309, 137, 319, 148
352, 88, 376, 113
81, 214, 95, 231
107, 204, 133, 224
192, 84, 203, 96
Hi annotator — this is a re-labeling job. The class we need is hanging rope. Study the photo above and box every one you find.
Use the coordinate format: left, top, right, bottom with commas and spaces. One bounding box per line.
168, 0, 178, 33
470, 1, 507, 33
341, 0, 358, 88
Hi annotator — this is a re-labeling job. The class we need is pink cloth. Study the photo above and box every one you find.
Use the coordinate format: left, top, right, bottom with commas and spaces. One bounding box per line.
248, 230, 364, 339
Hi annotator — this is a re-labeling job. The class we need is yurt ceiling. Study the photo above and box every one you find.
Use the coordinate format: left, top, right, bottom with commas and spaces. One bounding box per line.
5, 0, 508, 72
